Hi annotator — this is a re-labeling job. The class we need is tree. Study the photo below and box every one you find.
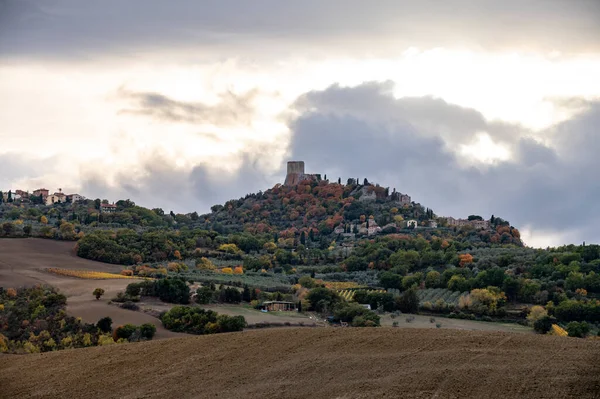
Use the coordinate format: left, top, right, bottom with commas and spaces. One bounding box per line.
379, 272, 403, 290
459, 253, 474, 267
300, 231, 306, 245
93, 288, 105, 300
196, 286, 213, 304
533, 315, 555, 334
395, 285, 419, 313
306, 288, 340, 313
242, 285, 251, 302
338, 177, 341, 184
566, 321, 590, 338
97, 317, 113, 333
40, 215, 48, 224
299, 275, 316, 288
527, 305, 548, 325
140, 323, 157, 340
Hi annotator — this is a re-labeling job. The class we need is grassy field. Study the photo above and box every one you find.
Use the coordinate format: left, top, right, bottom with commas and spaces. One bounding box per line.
2, 328, 598, 398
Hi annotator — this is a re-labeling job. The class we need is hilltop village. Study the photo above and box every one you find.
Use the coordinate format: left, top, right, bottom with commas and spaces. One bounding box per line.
281, 160, 496, 238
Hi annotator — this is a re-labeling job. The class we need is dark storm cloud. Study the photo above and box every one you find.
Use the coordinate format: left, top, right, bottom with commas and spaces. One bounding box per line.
1, 0, 599, 60
118, 88, 257, 125
79, 151, 278, 215
293, 82, 526, 146
288, 82, 600, 245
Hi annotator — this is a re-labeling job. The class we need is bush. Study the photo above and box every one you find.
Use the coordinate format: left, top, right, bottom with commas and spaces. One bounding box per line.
120, 301, 140, 311
436, 323, 442, 328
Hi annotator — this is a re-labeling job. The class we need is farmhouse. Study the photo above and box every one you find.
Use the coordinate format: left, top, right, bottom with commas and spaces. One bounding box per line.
67, 194, 85, 203
33, 188, 49, 198
45, 190, 67, 205
259, 301, 296, 312
100, 203, 117, 213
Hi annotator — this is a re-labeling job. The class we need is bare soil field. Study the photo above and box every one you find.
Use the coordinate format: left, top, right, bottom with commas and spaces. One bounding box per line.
0, 238, 182, 339
1, 328, 599, 399
380, 313, 533, 334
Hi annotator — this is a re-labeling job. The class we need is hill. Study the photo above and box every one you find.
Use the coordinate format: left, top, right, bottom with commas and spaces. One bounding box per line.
2, 328, 599, 398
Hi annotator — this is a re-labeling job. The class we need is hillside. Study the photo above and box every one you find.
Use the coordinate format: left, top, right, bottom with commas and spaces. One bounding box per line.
2, 328, 599, 398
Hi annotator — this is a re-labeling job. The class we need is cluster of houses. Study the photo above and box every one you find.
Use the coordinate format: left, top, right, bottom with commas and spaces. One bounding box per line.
1, 188, 118, 213
445, 217, 490, 230
2, 188, 88, 206
333, 216, 491, 238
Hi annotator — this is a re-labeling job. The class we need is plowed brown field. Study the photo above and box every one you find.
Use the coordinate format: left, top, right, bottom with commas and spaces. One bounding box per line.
1, 328, 599, 399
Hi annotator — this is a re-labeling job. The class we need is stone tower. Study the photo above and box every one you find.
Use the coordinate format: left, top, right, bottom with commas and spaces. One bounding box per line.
284, 161, 307, 186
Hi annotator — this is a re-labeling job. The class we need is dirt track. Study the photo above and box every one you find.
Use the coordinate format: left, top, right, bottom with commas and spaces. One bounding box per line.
0, 238, 183, 339
1, 328, 599, 399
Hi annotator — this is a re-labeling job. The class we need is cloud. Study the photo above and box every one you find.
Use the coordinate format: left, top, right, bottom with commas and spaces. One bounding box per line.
293, 81, 527, 148
1, 0, 599, 61
287, 82, 600, 245
0, 152, 56, 189
79, 150, 279, 214
118, 88, 258, 126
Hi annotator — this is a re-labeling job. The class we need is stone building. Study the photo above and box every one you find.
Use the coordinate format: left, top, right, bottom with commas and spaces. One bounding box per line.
284, 161, 319, 186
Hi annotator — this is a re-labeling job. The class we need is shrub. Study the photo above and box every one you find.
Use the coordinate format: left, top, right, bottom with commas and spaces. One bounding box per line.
436, 323, 442, 328
120, 301, 140, 311
533, 315, 555, 334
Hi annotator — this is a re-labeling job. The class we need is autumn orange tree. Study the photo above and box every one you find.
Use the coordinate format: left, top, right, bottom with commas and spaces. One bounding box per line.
458, 253, 474, 267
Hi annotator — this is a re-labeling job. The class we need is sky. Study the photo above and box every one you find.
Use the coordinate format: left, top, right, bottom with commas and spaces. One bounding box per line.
1, 0, 599, 247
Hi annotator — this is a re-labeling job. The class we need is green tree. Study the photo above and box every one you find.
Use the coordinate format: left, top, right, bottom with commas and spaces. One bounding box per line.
93, 288, 105, 300
395, 285, 419, 313
242, 285, 252, 302
379, 272, 403, 290
299, 275, 316, 288
425, 271, 441, 288
139, 323, 157, 340
97, 317, 113, 333
533, 315, 555, 334
306, 288, 340, 313
195, 286, 213, 304
566, 321, 590, 338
